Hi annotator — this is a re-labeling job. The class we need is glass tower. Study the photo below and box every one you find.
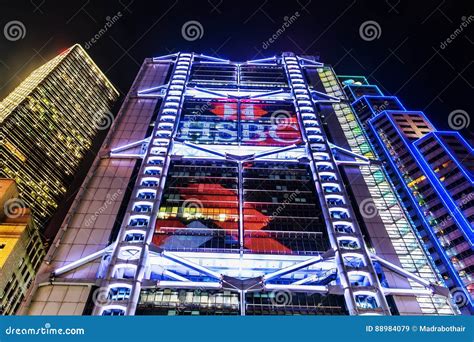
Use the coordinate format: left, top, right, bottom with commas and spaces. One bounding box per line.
0, 44, 119, 228
344, 78, 473, 314
22, 53, 467, 316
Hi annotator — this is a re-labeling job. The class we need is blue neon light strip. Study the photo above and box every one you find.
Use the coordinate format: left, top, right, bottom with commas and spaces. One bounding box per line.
351, 96, 406, 116
338, 75, 370, 85
345, 84, 384, 101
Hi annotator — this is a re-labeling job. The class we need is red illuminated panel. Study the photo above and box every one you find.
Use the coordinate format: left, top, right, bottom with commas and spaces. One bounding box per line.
209, 101, 238, 120
240, 103, 269, 120
153, 182, 289, 253
247, 117, 301, 146
243, 203, 291, 253
242, 162, 329, 254
153, 182, 238, 248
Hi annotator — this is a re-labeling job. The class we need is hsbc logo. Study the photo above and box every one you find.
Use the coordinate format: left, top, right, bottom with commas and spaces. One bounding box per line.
179, 121, 301, 145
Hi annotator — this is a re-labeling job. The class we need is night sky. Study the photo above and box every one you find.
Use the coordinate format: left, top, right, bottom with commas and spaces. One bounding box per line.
1, 0, 472, 139
1, 1, 472, 316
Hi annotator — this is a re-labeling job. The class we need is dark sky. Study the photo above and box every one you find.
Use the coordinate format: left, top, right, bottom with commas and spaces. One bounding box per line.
1, 0, 472, 138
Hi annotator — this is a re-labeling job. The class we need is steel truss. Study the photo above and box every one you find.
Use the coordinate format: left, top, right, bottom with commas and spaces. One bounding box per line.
48, 248, 449, 312
61, 53, 456, 316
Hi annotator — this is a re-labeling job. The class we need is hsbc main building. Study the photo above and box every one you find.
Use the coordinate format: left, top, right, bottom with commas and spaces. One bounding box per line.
21, 52, 470, 316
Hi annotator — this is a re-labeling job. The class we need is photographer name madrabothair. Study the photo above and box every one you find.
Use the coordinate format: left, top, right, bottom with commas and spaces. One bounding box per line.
418, 325, 466, 333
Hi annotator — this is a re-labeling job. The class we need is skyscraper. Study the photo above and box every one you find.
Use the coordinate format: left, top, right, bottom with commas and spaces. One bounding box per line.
344, 79, 473, 314
22, 52, 465, 316
0, 179, 45, 315
0, 44, 119, 228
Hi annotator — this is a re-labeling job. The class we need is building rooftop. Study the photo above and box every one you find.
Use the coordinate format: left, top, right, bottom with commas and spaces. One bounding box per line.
0, 44, 118, 123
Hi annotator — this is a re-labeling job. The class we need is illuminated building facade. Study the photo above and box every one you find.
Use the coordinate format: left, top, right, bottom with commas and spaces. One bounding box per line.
0, 179, 45, 315
22, 53, 462, 316
0, 44, 119, 227
343, 80, 473, 314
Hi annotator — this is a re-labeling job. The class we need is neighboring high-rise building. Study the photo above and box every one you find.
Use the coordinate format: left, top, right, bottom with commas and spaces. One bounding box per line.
0, 44, 119, 228
343, 85, 473, 314
21, 53, 464, 316
0, 179, 45, 315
